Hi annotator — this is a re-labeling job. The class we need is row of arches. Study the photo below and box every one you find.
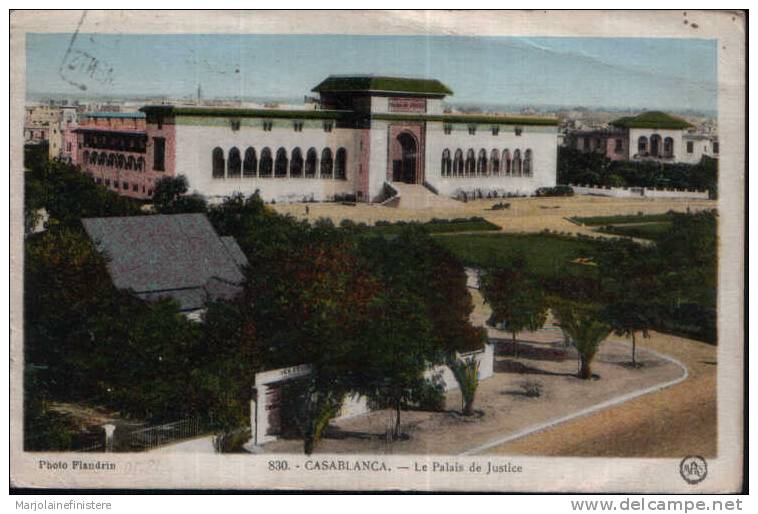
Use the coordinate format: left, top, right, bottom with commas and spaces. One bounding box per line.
637, 135, 674, 158
441, 148, 533, 178
212, 146, 348, 180
82, 150, 145, 172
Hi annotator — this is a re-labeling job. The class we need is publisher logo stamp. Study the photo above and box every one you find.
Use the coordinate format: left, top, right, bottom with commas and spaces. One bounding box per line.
680, 456, 707, 484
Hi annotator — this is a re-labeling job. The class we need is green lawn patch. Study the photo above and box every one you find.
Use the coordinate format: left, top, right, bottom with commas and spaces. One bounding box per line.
594, 222, 673, 241
570, 212, 676, 226
436, 232, 603, 277
359, 217, 500, 237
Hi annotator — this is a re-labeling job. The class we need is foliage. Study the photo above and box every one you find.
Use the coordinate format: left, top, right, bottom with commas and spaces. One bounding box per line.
557, 147, 717, 197
24, 159, 142, 229
24, 223, 260, 428
557, 304, 612, 380
449, 357, 480, 416
595, 222, 673, 241
534, 185, 574, 197
358, 217, 500, 237
480, 252, 548, 355
152, 175, 208, 214
213, 427, 252, 454
572, 212, 676, 226
519, 379, 543, 398
409, 375, 446, 412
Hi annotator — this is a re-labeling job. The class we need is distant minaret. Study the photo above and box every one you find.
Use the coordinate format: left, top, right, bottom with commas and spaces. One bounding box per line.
197, 83, 202, 104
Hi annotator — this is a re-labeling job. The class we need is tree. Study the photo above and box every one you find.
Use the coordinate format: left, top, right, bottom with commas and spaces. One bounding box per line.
480, 253, 547, 357
152, 175, 207, 214
597, 238, 662, 366
559, 306, 612, 380
355, 228, 480, 437
449, 357, 480, 416
24, 159, 141, 228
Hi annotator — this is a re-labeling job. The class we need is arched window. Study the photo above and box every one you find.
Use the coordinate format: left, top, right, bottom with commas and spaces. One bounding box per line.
117, 155, 125, 169
335, 148, 347, 180
290, 148, 303, 178
90, 151, 98, 164
228, 147, 242, 178
490, 149, 500, 175
523, 149, 533, 176
512, 150, 522, 176
305, 148, 318, 178
212, 147, 225, 178
441, 149, 452, 176
107, 153, 115, 167
320, 148, 333, 178
275, 148, 288, 178
99, 153, 107, 166
663, 137, 674, 158
650, 134, 662, 157
638, 136, 648, 155
465, 149, 476, 175
136, 157, 144, 171
83, 151, 89, 164
502, 149, 511, 175
477, 149, 488, 175
243, 147, 257, 177
453, 149, 464, 176
126, 156, 135, 170
259, 147, 273, 177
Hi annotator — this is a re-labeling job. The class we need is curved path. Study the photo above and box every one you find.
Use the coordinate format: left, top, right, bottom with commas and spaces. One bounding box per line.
480, 331, 717, 458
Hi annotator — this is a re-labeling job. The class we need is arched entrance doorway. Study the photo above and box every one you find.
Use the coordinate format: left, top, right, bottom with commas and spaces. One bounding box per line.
393, 132, 418, 183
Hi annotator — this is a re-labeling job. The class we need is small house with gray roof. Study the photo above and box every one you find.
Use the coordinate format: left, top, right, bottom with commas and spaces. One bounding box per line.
82, 213, 248, 317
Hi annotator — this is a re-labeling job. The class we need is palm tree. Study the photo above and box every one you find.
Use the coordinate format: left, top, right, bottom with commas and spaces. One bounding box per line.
561, 309, 612, 380
449, 357, 480, 416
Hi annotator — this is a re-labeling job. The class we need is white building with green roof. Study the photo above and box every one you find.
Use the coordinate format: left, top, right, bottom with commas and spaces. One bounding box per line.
90, 75, 560, 204
570, 111, 717, 165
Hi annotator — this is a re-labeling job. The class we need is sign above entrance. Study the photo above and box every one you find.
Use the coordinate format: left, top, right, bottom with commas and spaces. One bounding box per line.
389, 98, 427, 113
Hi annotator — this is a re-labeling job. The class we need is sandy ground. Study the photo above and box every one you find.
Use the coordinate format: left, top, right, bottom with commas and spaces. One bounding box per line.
266, 196, 717, 457
262, 335, 685, 456
273, 196, 715, 238
484, 331, 717, 458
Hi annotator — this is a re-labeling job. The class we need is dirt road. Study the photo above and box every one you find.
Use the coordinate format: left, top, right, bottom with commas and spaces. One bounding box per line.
483, 332, 717, 458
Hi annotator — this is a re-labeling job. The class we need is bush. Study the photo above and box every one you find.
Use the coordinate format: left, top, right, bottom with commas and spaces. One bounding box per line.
491, 202, 511, 210
213, 427, 252, 453
535, 185, 574, 197
409, 376, 446, 412
519, 379, 543, 398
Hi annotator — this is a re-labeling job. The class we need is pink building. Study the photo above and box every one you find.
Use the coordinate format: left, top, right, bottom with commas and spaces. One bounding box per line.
571, 129, 629, 161
72, 112, 165, 199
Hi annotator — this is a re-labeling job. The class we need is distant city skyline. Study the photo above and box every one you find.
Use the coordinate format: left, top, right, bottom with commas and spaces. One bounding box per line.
27, 34, 717, 114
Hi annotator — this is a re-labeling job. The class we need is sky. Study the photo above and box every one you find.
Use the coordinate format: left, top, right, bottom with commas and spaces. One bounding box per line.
26, 33, 718, 113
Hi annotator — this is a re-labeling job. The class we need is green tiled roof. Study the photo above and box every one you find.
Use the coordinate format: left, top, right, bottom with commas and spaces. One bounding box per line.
140, 105, 351, 120
312, 75, 453, 96
610, 111, 693, 130
373, 113, 559, 126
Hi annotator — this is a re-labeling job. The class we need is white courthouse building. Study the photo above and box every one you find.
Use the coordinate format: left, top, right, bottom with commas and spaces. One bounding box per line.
72, 76, 559, 203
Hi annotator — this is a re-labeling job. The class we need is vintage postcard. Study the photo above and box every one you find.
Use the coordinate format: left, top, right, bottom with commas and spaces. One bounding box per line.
9, 10, 745, 493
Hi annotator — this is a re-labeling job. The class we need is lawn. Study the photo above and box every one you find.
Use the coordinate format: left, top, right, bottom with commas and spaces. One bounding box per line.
570, 212, 676, 226
594, 222, 673, 241
357, 217, 501, 237
436, 232, 603, 277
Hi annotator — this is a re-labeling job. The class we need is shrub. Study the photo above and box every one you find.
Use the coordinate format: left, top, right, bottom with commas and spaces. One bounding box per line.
535, 185, 574, 197
491, 202, 511, 211
409, 376, 446, 412
213, 427, 252, 453
450, 357, 480, 416
519, 379, 543, 398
